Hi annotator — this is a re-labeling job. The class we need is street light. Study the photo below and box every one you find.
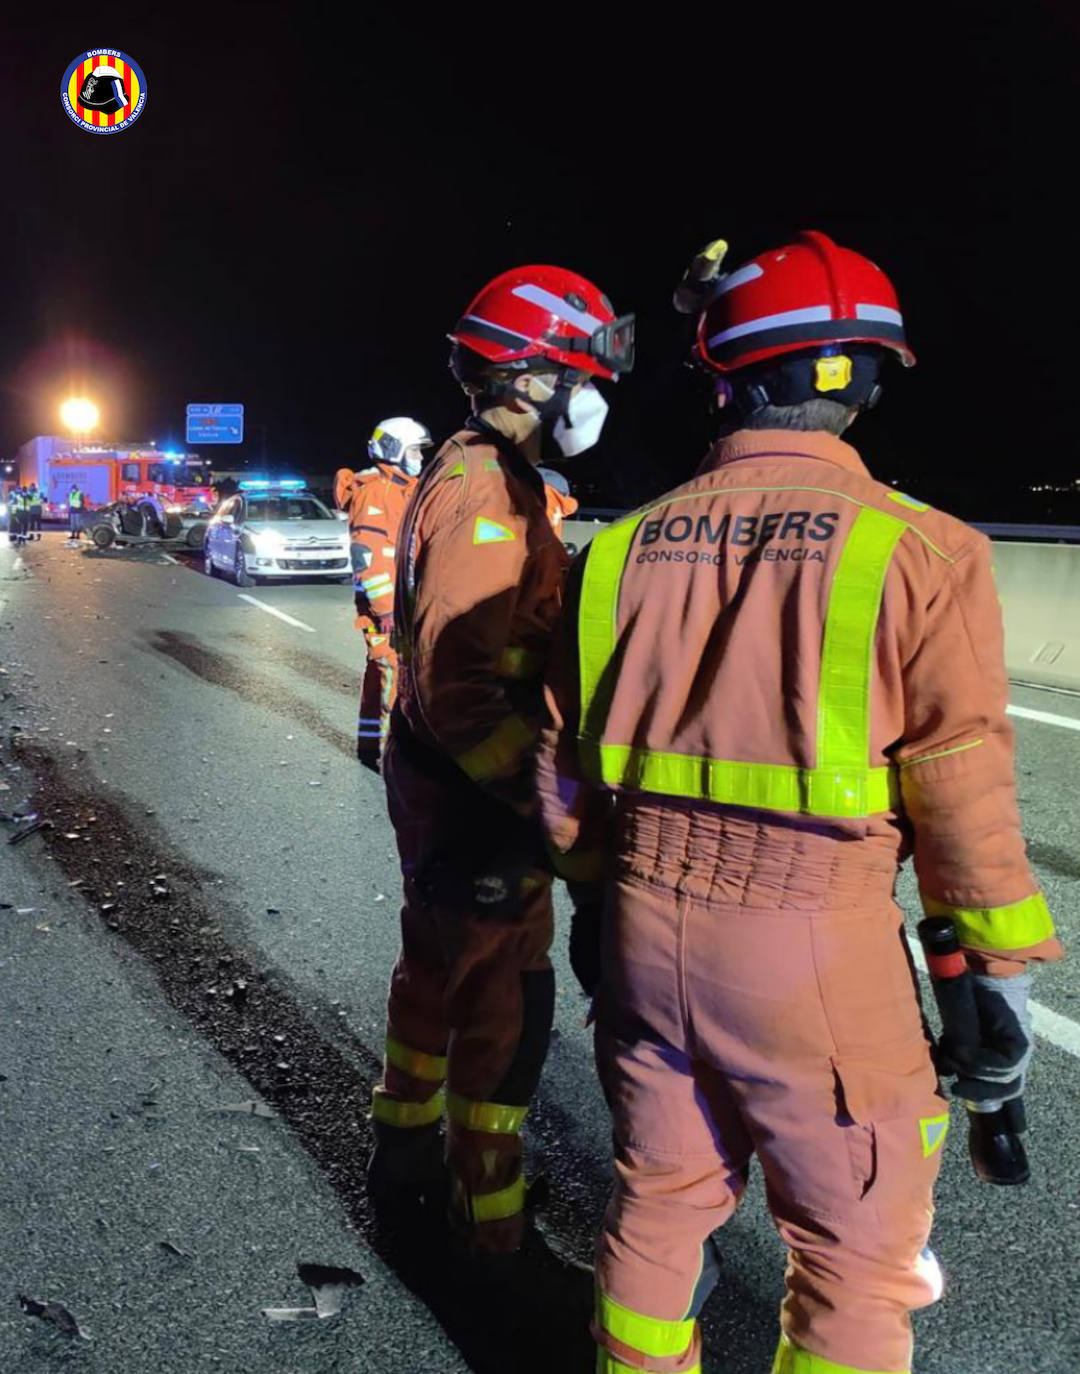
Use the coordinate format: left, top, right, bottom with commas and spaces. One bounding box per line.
60, 397, 100, 444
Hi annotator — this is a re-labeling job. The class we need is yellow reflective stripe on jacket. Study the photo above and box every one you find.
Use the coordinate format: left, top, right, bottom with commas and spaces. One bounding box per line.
497, 645, 544, 679
455, 713, 537, 783
579, 514, 640, 739
371, 1086, 445, 1128
446, 1093, 527, 1134
578, 743, 899, 820
576, 503, 906, 820
465, 1174, 526, 1223
771, 1331, 902, 1373
817, 507, 905, 772
597, 1291, 696, 1361
921, 891, 1055, 952
384, 1037, 447, 1083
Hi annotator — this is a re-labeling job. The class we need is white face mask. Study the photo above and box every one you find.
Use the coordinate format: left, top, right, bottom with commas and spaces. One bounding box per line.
402, 448, 423, 476
551, 383, 609, 458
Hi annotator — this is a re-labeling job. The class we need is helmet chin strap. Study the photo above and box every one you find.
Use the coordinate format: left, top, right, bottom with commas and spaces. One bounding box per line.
518, 375, 576, 464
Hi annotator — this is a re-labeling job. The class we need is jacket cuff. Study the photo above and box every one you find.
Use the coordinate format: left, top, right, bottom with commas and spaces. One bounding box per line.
921, 890, 1055, 954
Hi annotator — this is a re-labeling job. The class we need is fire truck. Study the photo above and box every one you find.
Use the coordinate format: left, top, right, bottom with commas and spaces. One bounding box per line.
14, 437, 215, 519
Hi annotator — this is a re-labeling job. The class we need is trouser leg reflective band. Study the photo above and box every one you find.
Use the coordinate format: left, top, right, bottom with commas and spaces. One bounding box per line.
597, 1358, 700, 1374
371, 1087, 445, 1128
456, 1173, 527, 1223
446, 1094, 527, 1134
596, 1290, 699, 1372
772, 1334, 907, 1374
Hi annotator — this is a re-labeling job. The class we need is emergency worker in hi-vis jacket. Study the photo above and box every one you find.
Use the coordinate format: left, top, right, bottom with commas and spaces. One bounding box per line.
538, 232, 1062, 1374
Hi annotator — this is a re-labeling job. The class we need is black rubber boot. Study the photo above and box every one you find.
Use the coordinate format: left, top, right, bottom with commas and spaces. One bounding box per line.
366, 1120, 448, 1231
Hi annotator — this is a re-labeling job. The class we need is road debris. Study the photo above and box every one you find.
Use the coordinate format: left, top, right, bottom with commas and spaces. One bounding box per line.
261, 1262, 364, 1322
214, 1099, 276, 1118
159, 1240, 192, 1259
17, 1294, 91, 1339
8, 817, 52, 846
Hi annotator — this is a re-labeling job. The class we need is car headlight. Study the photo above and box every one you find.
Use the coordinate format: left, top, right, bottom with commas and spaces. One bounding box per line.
251, 531, 283, 553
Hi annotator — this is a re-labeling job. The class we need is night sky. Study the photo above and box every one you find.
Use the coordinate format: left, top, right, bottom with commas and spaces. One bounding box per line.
5, 7, 1076, 520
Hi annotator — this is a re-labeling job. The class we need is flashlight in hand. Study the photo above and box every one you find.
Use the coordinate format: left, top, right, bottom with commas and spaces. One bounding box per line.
917, 917, 1030, 1187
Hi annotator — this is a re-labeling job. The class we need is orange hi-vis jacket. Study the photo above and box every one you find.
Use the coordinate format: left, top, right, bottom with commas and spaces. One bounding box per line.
334, 462, 417, 619
538, 428, 1062, 973
394, 423, 569, 812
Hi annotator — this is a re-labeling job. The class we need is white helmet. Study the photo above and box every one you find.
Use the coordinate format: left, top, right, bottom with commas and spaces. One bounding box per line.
369, 417, 433, 476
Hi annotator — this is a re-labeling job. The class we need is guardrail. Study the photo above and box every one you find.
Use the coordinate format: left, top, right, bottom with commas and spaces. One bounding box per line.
561, 517, 1080, 693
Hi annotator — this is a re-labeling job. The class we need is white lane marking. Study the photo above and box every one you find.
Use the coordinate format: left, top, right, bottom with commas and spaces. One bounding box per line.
910, 943, 1080, 1060
236, 593, 316, 633
160, 553, 179, 565
13, 556, 25, 573
1007, 704, 1080, 732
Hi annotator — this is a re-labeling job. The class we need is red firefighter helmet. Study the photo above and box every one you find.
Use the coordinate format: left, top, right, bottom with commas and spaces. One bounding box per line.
695, 231, 915, 374
450, 265, 635, 381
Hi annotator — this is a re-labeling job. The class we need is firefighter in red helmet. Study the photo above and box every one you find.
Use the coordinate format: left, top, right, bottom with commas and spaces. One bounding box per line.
367, 265, 634, 1261
538, 232, 1060, 1373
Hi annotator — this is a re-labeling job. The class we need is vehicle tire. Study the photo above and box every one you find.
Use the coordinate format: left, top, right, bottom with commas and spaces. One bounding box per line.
186, 523, 207, 550
234, 546, 255, 588
91, 524, 115, 549
203, 543, 216, 577
164, 513, 183, 539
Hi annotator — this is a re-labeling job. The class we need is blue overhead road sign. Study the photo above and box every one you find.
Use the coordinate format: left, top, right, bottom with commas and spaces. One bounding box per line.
186, 403, 244, 444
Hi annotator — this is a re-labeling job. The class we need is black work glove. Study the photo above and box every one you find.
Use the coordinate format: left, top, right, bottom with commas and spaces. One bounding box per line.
567, 882, 604, 998
938, 973, 1033, 1107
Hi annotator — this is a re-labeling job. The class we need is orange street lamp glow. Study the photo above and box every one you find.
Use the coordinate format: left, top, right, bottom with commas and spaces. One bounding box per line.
60, 398, 100, 434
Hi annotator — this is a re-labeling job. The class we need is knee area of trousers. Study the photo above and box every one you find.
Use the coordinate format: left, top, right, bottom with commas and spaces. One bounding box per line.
490, 967, 555, 1105
612, 1145, 747, 1213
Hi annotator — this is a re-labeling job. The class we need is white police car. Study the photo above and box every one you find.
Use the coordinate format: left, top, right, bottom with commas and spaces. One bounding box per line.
202, 480, 351, 587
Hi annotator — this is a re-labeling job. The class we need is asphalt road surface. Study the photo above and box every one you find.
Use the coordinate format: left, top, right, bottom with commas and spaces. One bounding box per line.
1, 530, 1077, 1374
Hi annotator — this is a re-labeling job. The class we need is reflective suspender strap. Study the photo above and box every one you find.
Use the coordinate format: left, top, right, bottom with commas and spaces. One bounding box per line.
578, 515, 643, 740
816, 506, 906, 805
576, 504, 906, 820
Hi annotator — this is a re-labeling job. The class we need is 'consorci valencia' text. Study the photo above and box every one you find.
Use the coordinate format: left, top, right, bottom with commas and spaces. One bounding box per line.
635, 509, 839, 566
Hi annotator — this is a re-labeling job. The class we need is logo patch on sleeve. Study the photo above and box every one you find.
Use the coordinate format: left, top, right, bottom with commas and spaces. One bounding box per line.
473, 517, 515, 545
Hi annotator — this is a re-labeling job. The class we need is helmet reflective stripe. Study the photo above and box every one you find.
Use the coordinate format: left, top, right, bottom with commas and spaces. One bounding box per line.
709, 305, 833, 349
511, 283, 604, 335
856, 303, 904, 325
712, 262, 764, 296
459, 314, 534, 348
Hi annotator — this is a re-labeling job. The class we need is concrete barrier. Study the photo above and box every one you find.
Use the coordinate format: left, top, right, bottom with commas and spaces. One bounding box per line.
562, 518, 1080, 694
989, 541, 1080, 692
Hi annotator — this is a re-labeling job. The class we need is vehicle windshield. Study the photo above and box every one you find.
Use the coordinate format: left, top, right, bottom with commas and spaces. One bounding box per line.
244, 496, 331, 522
176, 464, 211, 488
147, 462, 211, 487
